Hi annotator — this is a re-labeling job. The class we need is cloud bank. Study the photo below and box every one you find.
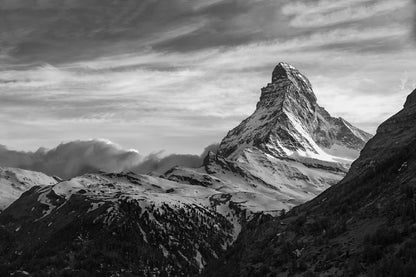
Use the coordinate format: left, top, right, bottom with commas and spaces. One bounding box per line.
0, 140, 219, 179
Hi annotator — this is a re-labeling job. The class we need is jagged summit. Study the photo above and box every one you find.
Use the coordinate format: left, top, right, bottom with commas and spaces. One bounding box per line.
257, 62, 316, 110
272, 62, 313, 92
218, 62, 371, 162
272, 62, 299, 82
272, 62, 294, 81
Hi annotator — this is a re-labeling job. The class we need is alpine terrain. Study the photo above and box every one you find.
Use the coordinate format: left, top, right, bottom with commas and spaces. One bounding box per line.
166, 62, 371, 214
204, 88, 416, 277
0, 63, 371, 276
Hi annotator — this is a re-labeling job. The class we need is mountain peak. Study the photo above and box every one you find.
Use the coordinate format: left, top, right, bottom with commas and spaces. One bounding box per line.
258, 62, 316, 111
271, 62, 313, 93
218, 62, 371, 161
272, 62, 298, 82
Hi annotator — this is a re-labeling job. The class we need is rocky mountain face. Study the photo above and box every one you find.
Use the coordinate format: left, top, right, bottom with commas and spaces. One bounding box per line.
218, 63, 370, 161
0, 63, 371, 276
204, 88, 416, 277
168, 62, 371, 213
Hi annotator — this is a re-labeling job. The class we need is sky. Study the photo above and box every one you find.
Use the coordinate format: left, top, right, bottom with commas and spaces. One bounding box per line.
0, 0, 416, 158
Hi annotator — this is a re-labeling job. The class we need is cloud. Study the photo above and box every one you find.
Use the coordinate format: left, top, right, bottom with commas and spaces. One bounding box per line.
282, 0, 410, 28
0, 0, 415, 156
281, 0, 370, 16
1, 20, 415, 154
413, 0, 416, 41
0, 140, 219, 179
133, 143, 219, 176
0, 139, 142, 179
0, 0, 282, 63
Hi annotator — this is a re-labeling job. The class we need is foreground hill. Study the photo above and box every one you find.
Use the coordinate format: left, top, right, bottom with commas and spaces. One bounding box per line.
203, 88, 416, 276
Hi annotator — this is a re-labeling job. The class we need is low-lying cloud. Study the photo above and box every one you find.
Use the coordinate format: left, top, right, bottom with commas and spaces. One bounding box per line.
133, 143, 219, 176
0, 139, 219, 179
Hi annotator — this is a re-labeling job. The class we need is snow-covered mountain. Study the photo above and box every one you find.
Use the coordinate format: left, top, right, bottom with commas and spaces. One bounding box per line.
0, 167, 57, 210
218, 62, 370, 161
167, 62, 372, 212
0, 63, 371, 276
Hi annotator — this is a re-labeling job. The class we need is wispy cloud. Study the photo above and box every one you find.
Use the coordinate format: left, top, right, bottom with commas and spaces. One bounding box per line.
283, 0, 410, 28
0, 0, 415, 154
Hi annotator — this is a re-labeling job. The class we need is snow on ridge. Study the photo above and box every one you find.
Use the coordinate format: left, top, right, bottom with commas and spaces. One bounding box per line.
0, 167, 57, 210
52, 180, 86, 199
286, 112, 354, 164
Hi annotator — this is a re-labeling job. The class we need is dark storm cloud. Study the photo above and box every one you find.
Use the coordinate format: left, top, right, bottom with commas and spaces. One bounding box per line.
0, 140, 219, 179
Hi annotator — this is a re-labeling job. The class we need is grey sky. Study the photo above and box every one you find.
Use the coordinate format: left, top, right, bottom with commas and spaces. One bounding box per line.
0, 0, 415, 156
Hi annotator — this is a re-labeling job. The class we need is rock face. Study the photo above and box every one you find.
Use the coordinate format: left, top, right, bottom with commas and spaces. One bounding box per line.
204, 88, 416, 277
0, 63, 372, 276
